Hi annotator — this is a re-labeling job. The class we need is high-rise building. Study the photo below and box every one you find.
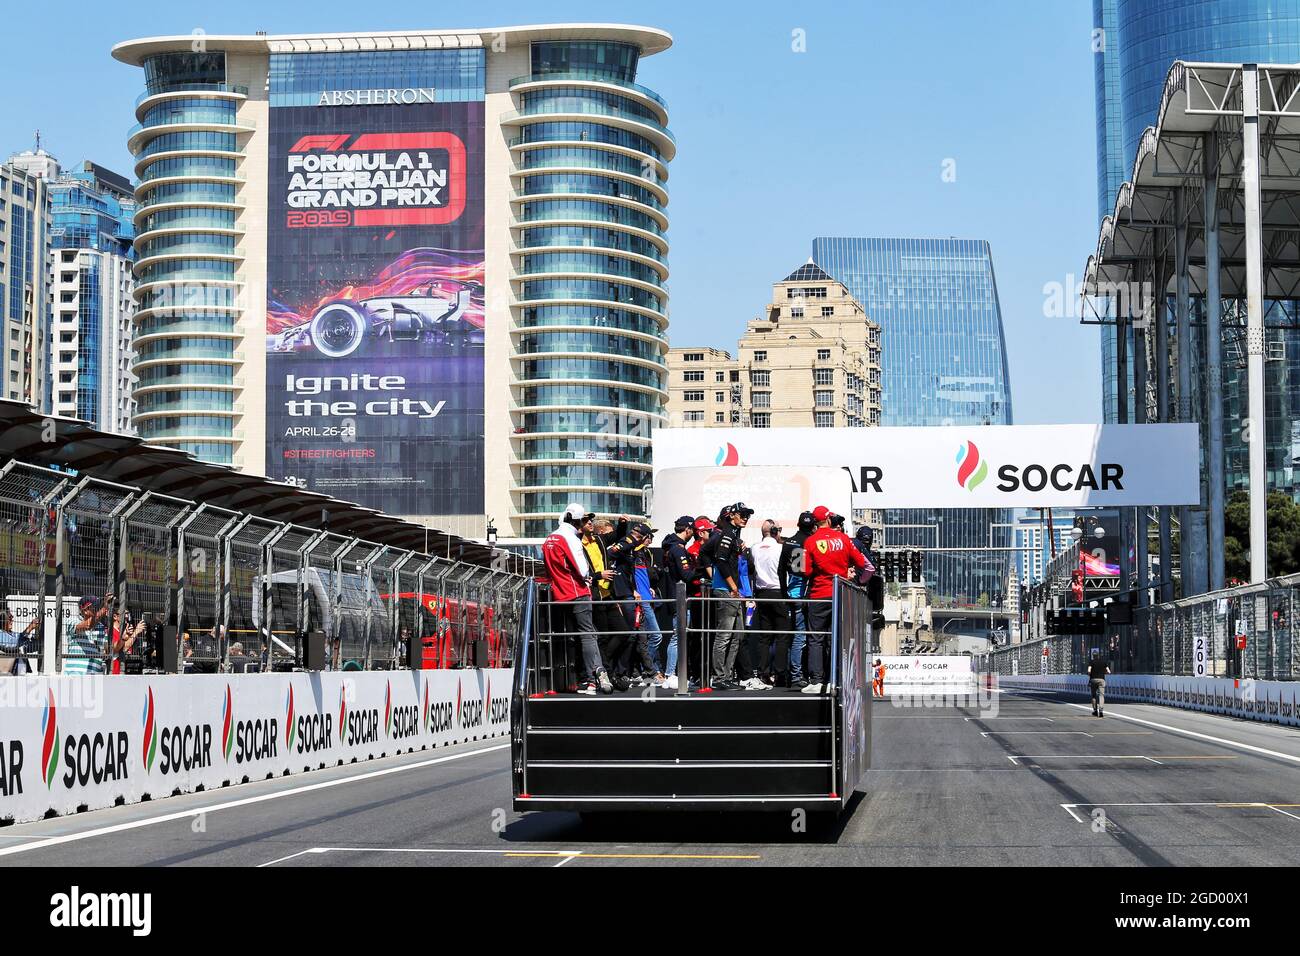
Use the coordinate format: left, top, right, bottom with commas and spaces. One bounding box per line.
48, 161, 138, 434
811, 237, 1014, 611
666, 262, 881, 430
0, 148, 54, 412
1093, 0, 1300, 425
114, 25, 673, 539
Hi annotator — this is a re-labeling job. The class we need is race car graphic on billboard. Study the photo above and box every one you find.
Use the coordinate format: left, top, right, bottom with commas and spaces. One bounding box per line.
266, 101, 485, 517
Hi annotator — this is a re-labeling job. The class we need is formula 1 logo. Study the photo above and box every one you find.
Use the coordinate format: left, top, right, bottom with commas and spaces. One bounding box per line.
141, 688, 158, 773
715, 443, 740, 467
286, 132, 467, 227
956, 440, 989, 492
41, 689, 59, 789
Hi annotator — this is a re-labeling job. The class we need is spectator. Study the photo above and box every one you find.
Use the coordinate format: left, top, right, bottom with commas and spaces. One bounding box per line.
801, 505, 866, 694
0, 608, 39, 675
541, 503, 612, 695
108, 609, 146, 675
698, 501, 753, 689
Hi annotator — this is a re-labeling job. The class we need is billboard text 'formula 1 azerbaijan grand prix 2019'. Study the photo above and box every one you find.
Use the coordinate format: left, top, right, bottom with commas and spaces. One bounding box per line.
266, 102, 485, 516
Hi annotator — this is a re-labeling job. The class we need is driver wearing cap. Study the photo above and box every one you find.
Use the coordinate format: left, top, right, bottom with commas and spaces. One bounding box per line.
697, 501, 754, 689
800, 504, 866, 694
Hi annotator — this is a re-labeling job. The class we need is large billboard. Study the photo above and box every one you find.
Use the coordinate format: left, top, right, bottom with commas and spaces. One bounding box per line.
266, 100, 485, 516
653, 424, 1201, 509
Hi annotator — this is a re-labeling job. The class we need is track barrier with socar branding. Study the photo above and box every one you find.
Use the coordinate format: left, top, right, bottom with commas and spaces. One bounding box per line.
0, 461, 530, 677
992, 673, 1300, 729
0, 669, 511, 824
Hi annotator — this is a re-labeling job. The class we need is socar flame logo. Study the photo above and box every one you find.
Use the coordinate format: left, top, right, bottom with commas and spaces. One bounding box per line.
715, 443, 740, 467
956, 441, 988, 492
41, 688, 59, 788
142, 687, 158, 772
285, 685, 296, 750
222, 685, 235, 761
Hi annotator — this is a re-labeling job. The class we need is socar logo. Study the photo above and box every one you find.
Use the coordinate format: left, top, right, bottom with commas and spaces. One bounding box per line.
956, 440, 988, 492
715, 443, 740, 467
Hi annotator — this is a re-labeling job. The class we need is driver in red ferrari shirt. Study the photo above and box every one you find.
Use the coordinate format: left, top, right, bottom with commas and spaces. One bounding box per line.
800, 505, 865, 694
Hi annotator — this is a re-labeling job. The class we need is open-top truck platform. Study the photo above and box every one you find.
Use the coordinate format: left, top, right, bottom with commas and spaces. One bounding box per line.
510, 580, 871, 814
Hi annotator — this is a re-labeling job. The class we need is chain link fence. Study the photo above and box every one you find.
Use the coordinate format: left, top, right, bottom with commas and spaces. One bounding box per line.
0, 459, 529, 676
987, 573, 1300, 680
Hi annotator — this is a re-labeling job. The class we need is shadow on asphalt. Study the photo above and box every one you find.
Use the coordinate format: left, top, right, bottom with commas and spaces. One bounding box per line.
501, 790, 865, 846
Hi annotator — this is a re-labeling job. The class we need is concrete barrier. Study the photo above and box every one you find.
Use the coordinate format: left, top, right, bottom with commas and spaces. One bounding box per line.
0, 669, 511, 825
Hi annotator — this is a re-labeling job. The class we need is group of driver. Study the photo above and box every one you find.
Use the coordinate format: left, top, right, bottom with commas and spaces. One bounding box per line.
542, 500, 881, 696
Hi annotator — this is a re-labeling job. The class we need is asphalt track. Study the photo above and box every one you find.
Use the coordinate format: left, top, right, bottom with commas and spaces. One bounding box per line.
3, 687, 1300, 867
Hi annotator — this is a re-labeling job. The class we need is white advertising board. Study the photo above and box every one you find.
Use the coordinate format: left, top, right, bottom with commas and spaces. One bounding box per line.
652, 424, 1200, 508
4, 596, 83, 675
649, 465, 852, 546
0, 669, 511, 824
876, 655, 973, 687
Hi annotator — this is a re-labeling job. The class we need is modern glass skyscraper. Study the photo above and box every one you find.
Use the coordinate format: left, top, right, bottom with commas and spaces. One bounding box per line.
811, 237, 1014, 610
49, 161, 138, 433
1094, 0, 1300, 424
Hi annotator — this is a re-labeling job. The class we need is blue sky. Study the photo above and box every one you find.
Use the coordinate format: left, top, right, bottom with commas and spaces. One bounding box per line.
6, 0, 1102, 424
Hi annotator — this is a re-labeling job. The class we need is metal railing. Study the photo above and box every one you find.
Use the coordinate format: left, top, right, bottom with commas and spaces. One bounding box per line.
0, 459, 529, 676
521, 578, 868, 697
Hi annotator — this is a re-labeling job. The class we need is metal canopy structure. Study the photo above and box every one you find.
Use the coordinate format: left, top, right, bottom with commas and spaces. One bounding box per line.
0, 398, 521, 570
1082, 61, 1300, 598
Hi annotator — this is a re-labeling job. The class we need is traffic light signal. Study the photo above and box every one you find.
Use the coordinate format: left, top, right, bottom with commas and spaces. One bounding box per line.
883, 551, 896, 583
910, 550, 923, 583
1045, 608, 1106, 635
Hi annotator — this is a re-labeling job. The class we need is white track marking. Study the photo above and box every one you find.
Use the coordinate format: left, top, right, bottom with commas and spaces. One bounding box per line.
0, 743, 508, 859
1055, 701, 1300, 765
1008, 754, 1164, 765
1060, 801, 1300, 824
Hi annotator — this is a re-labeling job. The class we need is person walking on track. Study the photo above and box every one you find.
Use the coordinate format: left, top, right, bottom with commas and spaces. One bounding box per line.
1088, 652, 1110, 717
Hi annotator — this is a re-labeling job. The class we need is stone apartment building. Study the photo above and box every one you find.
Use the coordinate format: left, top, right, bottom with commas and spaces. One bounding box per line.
667, 261, 881, 429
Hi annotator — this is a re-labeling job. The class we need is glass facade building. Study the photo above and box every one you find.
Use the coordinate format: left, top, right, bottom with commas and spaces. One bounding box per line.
48, 161, 138, 433
506, 39, 673, 538
127, 51, 248, 464
811, 237, 1014, 610
1094, 0, 1300, 425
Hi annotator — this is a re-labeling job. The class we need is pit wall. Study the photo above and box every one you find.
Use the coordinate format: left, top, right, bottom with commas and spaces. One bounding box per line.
998, 674, 1300, 728
0, 669, 512, 825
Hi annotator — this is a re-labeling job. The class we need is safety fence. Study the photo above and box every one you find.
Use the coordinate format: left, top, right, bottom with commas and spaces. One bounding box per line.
985, 573, 1300, 680
0, 460, 530, 676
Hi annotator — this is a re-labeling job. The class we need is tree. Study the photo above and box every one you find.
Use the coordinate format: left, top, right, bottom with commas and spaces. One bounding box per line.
1223, 490, 1300, 581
